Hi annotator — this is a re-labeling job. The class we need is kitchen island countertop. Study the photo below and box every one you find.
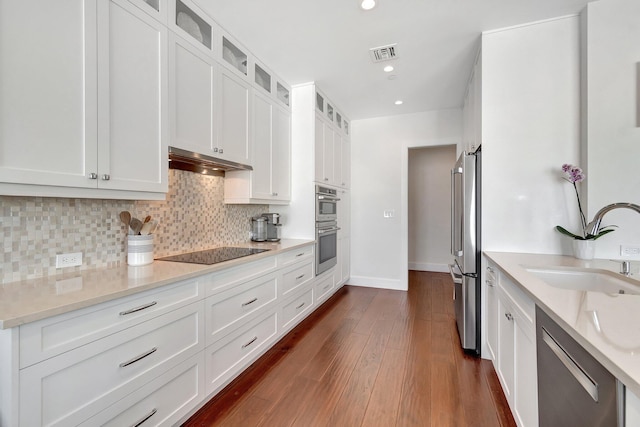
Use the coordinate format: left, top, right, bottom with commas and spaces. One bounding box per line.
484, 251, 640, 397
0, 239, 314, 329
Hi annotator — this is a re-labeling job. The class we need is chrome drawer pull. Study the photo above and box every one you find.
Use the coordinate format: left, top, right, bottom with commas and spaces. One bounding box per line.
130, 408, 157, 427
119, 347, 157, 368
296, 274, 305, 280
541, 327, 599, 402
296, 253, 304, 257
242, 297, 258, 307
296, 302, 306, 310
486, 279, 495, 287
323, 285, 330, 291
242, 336, 258, 349
120, 301, 158, 316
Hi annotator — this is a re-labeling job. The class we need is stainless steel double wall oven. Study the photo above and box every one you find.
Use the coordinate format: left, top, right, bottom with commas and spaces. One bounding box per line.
315, 185, 340, 275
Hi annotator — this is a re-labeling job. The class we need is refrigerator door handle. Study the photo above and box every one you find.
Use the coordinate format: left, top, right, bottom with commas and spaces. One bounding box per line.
451, 167, 463, 256
449, 263, 463, 284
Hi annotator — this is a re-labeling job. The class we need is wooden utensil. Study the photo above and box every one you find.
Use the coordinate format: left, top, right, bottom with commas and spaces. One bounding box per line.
119, 211, 131, 230
143, 215, 152, 223
129, 217, 143, 235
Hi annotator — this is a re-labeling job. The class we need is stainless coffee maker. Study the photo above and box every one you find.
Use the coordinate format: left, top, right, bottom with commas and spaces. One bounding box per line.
261, 213, 281, 242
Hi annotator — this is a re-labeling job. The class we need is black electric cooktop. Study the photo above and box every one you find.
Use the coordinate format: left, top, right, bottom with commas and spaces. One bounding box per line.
157, 247, 269, 265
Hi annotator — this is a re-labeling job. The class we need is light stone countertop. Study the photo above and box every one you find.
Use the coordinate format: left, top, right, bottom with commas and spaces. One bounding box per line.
0, 239, 314, 330
484, 251, 640, 397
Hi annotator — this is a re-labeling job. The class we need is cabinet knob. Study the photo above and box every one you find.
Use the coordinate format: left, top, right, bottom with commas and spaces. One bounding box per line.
88, 173, 98, 180
213, 147, 218, 153
324, 177, 329, 181
487, 267, 494, 273
101, 174, 110, 181
486, 279, 494, 287
219, 148, 224, 154
505, 312, 513, 321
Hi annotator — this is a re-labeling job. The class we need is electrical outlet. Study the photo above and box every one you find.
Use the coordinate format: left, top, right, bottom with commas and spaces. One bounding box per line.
620, 245, 640, 257
383, 210, 395, 218
56, 252, 82, 268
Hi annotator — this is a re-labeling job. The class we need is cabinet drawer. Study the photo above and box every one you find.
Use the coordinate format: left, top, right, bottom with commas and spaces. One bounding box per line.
207, 256, 277, 296
20, 278, 203, 368
79, 352, 205, 427
499, 275, 535, 326
281, 288, 314, 331
278, 245, 314, 267
205, 273, 278, 345
314, 273, 335, 304
19, 302, 205, 427
206, 311, 278, 394
281, 261, 313, 296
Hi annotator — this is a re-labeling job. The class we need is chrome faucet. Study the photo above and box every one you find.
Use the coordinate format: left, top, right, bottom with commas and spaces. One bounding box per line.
584, 202, 640, 236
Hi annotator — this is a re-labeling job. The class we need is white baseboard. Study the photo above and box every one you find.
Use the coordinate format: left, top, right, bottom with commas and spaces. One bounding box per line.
348, 275, 406, 291
408, 262, 449, 273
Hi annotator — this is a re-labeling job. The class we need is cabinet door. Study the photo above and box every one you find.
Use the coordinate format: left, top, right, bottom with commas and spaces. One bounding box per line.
170, 33, 215, 156
486, 266, 498, 361
323, 123, 335, 184
513, 318, 538, 427
333, 134, 343, 188
341, 138, 350, 188
314, 115, 325, 183
0, 0, 98, 188
97, 0, 168, 192
340, 236, 350, 285
497, 295, 515, 403
272, 105, 291, 201
250, 92, 273, 199
218, 67, 251, 165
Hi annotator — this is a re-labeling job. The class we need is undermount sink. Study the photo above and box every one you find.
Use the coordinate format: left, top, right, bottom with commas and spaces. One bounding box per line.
523, 266, 640, 295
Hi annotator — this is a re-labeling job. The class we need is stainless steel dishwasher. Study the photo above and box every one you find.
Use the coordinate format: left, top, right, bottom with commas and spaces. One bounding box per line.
536, 307, 624, 427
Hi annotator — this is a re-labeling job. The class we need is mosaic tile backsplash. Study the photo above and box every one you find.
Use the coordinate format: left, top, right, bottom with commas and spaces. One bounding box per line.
1, 170, 267, 283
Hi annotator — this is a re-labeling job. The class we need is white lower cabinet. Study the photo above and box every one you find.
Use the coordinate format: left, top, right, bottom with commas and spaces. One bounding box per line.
19, 302, 205, 426
314, 272, 335, 305
489, 261, 538, 427
205, 310, 278, 395
79, 352, 205, 427
1, 242, 351, 426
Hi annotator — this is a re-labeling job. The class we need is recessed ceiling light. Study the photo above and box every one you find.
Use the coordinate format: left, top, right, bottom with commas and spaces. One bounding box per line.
395, 100, 403, 105
360, 0, 376, 10
383, 65, 394, 72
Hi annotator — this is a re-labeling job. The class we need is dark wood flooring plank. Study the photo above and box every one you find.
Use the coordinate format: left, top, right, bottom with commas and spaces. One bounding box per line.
291, 332, 369, 425
327, 317, 394, 426
396, 318, 433, 427
361, 347, 408, 426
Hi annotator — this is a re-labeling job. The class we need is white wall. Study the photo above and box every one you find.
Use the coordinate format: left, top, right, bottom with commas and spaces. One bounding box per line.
584, 0, 640, 260
350, 110, 461, 290
408, 145, 457, 272
481, 16, 582, 255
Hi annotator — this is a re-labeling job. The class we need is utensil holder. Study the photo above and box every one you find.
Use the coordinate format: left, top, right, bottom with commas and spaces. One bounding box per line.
127, 235, 154, 266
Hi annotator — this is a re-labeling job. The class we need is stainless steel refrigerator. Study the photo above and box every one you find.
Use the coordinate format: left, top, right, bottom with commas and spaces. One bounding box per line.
449, 147, 481, 355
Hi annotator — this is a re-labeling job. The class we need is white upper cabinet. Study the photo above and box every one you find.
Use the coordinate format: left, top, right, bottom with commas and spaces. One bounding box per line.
218, 66, 251, 165
169, 32, 216, 155
170, 0, 213, 54
312, 88, 350, 188
0, 0, 168, 197
221, 35, 248, 78
224, 90, 291, 204
0, 0, 99, 189
97, 0, 168, 193
462, 51, 481, 153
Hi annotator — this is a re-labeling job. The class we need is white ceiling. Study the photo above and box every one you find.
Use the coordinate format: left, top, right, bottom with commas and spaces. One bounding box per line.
199, 0, 594, 120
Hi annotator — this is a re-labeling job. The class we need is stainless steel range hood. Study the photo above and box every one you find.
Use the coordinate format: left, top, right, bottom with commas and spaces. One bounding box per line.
168, 146, 252, 176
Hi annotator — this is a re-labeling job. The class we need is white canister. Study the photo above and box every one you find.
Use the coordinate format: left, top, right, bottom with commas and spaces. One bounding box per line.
127, 235, 154, 266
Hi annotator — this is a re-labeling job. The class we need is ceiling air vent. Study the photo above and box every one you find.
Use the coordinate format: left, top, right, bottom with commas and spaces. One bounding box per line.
369, 43, 397, 63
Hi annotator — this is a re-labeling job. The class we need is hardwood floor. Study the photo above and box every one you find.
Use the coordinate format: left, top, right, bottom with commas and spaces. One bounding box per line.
183, 271, 516, 427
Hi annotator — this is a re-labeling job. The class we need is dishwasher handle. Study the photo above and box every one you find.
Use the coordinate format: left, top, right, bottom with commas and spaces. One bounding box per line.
541, 326, 599, 402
